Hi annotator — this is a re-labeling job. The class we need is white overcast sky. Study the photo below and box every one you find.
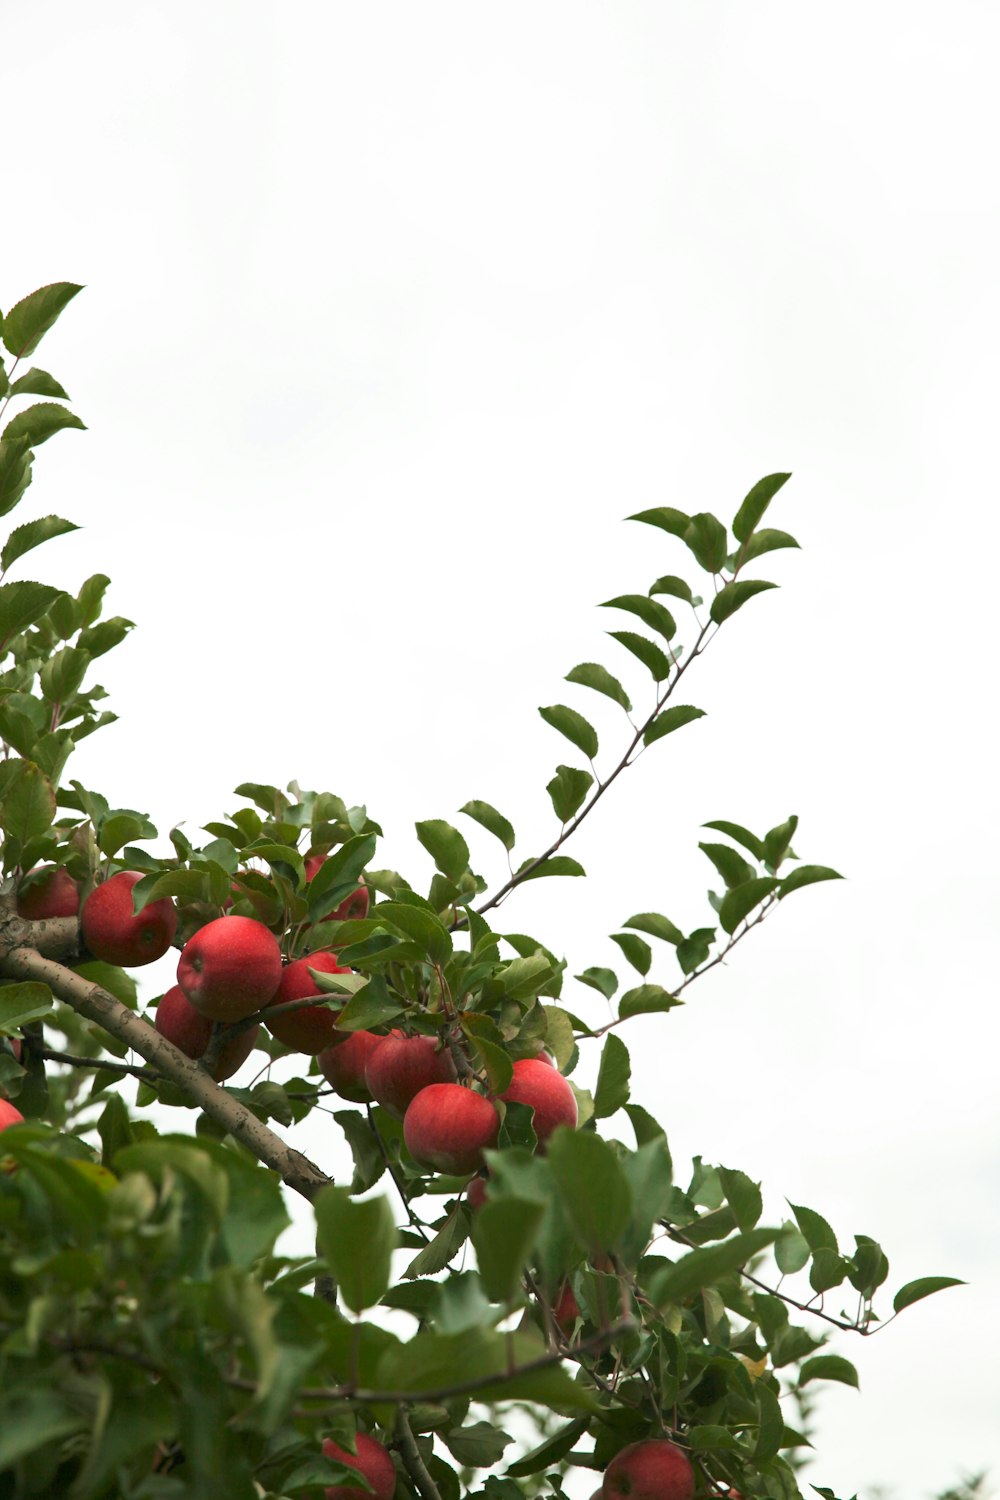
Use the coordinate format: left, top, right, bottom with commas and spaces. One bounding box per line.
4, 4, 999, 1496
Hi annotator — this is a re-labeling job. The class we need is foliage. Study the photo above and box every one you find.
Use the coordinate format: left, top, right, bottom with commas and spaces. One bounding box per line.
0, 285, 964, 1500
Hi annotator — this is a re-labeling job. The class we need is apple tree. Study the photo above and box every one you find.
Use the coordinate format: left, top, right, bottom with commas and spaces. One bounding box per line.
0, 284, 962, 1500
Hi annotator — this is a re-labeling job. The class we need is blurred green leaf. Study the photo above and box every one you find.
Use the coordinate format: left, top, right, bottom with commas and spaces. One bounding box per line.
789, 1203, 838, 1254
650, 1229, 779, 1306
315, 1186, 397, 1313
547, 1129, 632, 1253
649, 574, 694, 603
718, 1167, 762, 1232
0, 581, 60, 646
472, 1197, 545, 1302
505, 1418, 589, 1477
0, 982, 53, 1029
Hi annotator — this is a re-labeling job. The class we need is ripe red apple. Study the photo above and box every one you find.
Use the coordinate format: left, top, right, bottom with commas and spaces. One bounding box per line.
321, 1432, 396, 1500
365, 1032, 457, 1117
154, 985, 259, 1081
602, 1440, 695, 1500
553, 1281, 580, 1334
305, 856, 371, 922
16, 866, 80, 921
465, 1174, 490, 1211
499, 1057, 578, 1145
81, 870, 178, 968
264, 952, 351, 1052
318, 1029, 384, 1102
0, 1099, 25, 1131
403, 1083, 500, 1175
177, 914, 283, 1023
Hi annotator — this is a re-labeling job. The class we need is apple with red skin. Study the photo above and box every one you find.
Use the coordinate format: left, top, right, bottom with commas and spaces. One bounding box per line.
81, 870, 178, 968
553, 1281, 580, 1334
403, 1083, 500, 1174
177, 914, 283, 1023
499, 1057, 578, 1145
318, 1029, 383, 1101
602, 1440, 694, 1500
265, 951, 351, 1052
305, 855, 371, 923
0, 1099, 25, 1131
365, 1031, 457, 1117
465, 1173, 490, 1211
321, 1433, 395, 1500
154, 985, 259, 1081
16, 866, 80, 921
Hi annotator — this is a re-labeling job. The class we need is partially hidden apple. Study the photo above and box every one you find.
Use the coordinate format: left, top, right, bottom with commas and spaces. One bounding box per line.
403, 1083, 500, 1175
154, 985, 259, 1081
305, 855, 371, 923
321, 1432, 396, 1500
365, 1031, 457, 1117
318, 1029, 384, 1102
465, 1173, 490, 1211
0, 1099, 25, 1131
16, 866, 80, 921
602, 1439, 695, 1500
499, 1057, 578, 1145
81, 870, 178, 968
553, 1281, 580, 1334
265, 951, 351, 1052
177, 914, 283, 1023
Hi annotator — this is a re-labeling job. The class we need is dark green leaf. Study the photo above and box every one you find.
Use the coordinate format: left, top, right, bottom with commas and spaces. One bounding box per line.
733, 473, 792, 543
501, 954, 553, 1002
593, 1033, 630, 1119
736, 527, 800, 564
601, 594, 677, 640
683, 512, 728, 573
809, 1247, 849, 1293
627, 506, 690, 537
892, 1276, 965, 1313
315, 1185, 397, 1313
754, 1380, 785, 1461
574, 967, 618, 1001
648, 574, 694, 603
547, 765, 593, 823
1, 760, 55, 845
676, 926, 715, 975
624, 1104, 667, 1146
764, 814, 799, 870
0, 439, 33, 518
405, 1207, 470, 1279
334, 1109, 386, 1194
699, 841, 756, 890
2, 282, 84, 358
608, 629, 672, 682
789, 1203, 838, 1255
779, 865, 843, 897
3, 402, 86, 447
0, 581, 59, 645
688, 1426, 742, 1452
1, 515, 78, 574
472, 1197, 546, 1302
650, 1229, 780, 1305
710, 579, 778, 625
373, 901, 453, 964
516, 855, 585, 882
332, 980, 407, 1033
538, 704, 598, 760
416, 819, 470, 881
643, 704, 705, 746
799, 1355, 859, 1390
565, 661, 632, 712
460, 800, 516, 852
623, 911, 683, 945
7, 367, 70, 400
718, 878, 779, 935
442, 1421, 513, 1468
547, 1129, 632, 1253
40, 646, 89, 704
505, 1418, 589, 1477
718, 1167, 762, 1232
702, 819, 765, 861
618, 984, 680, 1019
609, 932, 651, 975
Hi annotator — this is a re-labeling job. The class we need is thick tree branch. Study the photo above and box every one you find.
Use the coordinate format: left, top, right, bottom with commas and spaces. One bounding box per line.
394, 1407, 442, 1500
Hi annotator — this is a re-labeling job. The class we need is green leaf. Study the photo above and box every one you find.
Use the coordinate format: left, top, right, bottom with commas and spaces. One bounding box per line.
0, 439, 33, 518
618, 983, 680, 1020
501, 954, 554, 1003
764, 814, 799, 870
718, 1167, 763, 1232
315, 1185, 397, 1313
627, 506, 690, 537
373, 901, 453, 965
99, 812, 153, 859
40, 646, 89, 705
6, 367, 70, 400
733, 473, 792, 543
2, 402, 86, 447
775, 1226, 810, 1275
710, 579, 778, 625
574, 968, 617, 1002
0, 581, 60, 646
688, 1426, 742, 1452
699, 841, 756, 890
1, 760, 55, 845
648, 574, 694, 603
375, 1327, 598, 1410
442, 1421, 513, 1469
2, 283, 84, 358
609, 932, 651, 975
472, 1197, 546, 1302
683, 512, 728, 573
460, 800, 515, 852
702, 819, 765, 861
799, 1355, 859, 1390
516, 855, 585, 881
600, 594, 676, 640
718, 877, 779, 935
1, 516, 79, 574
547, 1129, 632, 1253
622, 911, 683, 945
334, 1109, 386, 1194
565, 661, 632, 712
416, 819, 470, 881
505, 1418, 589, 1477
546, 764, 593, 824
754, 1380, 785, 1461
0, 981, 53, 1029
608, 630, 672, 682
789, 1203, 838, 1254
650, 1228, 780, 1305
405, 1206, 469, 1279
892, 1276, 965, 1314
779, 865, 843, 897
809, 1247, 849, 1293
593, 1033, 631, 1119
333, 980, 406, 1033
643, 704, 705, 746
538, 704, 598, 760
736, 527, 800, 564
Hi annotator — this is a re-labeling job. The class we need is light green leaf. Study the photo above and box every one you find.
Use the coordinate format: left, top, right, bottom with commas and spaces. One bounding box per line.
416, 819, 470, 881
373, 901, 453, 964
547, 1129, 632, 1253
609, 932, 651, 975
547, 764, 592, 823
460, 800, 516, 852
736, 527, 800, 564
516, 855, 585, 882
472, 1197, 546, 1302
892, 1276, 965, 1314
315, 1186, 397, 1313
1, 516, 79, 574
718, 1167, 763, 1232
623, 912, 683, 945
648, 574, 694, 603
650, 1228, 780, 1305
779, 865, 843, 897
618, 983, 681, 1019
0, 982, 53, 1029
538, 704, 598, 760
7, 368, 70, 400
575, 967, 618, 1001
702, 819, 765, 861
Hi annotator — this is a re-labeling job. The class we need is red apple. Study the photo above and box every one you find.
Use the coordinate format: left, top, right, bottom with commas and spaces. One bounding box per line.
602, 1440, 695, 1500
81, 871, 178, 968
553, 1281, 580, 1334
322, 1433, 395, 1500
177, 914, 283, 1023
305, 856, 371, 923
499, 1057, 578, 1145
318, 1029, 384, 1102
403, 1083, 500, 1175
264, 952, 351, 1052
465, 1174, 490, 1211
365, 1032, 457, 1117
154, 985, 259, 1082
16, 866, 80, 921
2, 1037, 22, 1064
0, 1099, 25, 1131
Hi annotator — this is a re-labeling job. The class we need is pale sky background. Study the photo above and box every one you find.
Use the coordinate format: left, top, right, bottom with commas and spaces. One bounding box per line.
3, 4, 999, 1496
